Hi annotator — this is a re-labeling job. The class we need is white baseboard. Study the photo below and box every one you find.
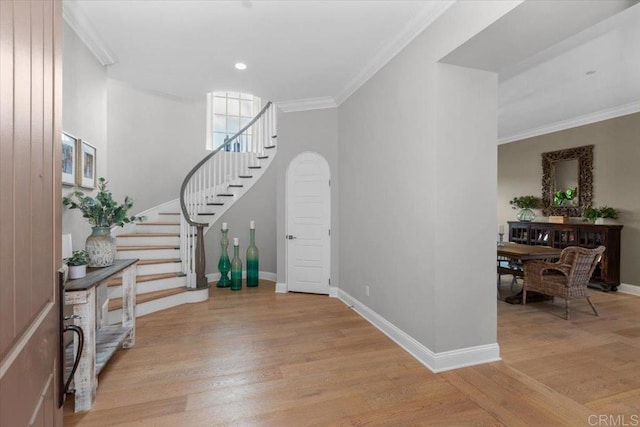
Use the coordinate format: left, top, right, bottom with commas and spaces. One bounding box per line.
618, 283, 640, 297
337, 289, 500, 373
329, 286, 339, 297
275, 282, 288, 293
206, 270, 276, 283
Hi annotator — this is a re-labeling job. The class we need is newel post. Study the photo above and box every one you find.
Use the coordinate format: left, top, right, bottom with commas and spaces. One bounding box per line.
195, 224, 208, 288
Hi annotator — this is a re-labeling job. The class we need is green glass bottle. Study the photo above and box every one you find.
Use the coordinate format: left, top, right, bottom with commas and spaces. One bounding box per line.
230, 238, 242, 291
217, 224, 230, 288
246, 221, 259, 287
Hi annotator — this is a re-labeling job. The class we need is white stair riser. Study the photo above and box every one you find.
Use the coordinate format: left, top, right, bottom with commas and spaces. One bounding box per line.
116, 248, 180, 260
107, 288, 209, 324
117, 235, 180, 246
137, 262, 182, 276
135, 224, 180, 234
107, 275, 186, 299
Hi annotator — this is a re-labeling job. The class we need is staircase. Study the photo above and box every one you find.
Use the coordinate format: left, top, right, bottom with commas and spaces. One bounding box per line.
107, 101, 277, 324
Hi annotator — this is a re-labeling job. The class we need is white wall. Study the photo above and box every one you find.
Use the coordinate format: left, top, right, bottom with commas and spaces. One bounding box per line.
337, 1, 516, 356
62, 22, 107, 251
106, 79, 208, 213
275, 108, 340, 286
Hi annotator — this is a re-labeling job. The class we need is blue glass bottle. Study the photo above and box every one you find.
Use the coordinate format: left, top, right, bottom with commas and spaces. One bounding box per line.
217, 224, 230, 288
246, 221, 259, 287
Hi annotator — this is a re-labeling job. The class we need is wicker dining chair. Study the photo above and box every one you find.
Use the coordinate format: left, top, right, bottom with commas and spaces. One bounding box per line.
523, 245, 606, 319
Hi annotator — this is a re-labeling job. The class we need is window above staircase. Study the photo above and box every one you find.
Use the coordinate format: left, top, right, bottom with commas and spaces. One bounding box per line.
206, 91, 262, 150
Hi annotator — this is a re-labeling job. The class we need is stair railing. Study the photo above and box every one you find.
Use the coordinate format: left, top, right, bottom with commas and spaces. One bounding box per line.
179, 101, 276, 288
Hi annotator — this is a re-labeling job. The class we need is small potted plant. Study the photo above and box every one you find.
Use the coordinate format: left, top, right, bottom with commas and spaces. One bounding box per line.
66, 250, 88, 279
509, 195, 541, 222
63, 178, 144, 267
583, 206, 619, 224
554, 187, 577, 206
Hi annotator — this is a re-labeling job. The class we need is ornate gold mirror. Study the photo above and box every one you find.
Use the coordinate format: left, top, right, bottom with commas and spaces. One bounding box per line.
541, 145, 593, 217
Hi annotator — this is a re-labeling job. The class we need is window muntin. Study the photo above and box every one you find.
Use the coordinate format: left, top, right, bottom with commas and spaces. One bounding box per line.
206, 91, 260, 150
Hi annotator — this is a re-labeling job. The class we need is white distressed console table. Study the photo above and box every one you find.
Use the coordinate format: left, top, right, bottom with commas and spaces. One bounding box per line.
64, 258, 138, 412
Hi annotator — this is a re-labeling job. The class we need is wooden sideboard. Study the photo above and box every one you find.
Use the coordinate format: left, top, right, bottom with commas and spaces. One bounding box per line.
508, 221, 622, 291
65, 259, 138, 412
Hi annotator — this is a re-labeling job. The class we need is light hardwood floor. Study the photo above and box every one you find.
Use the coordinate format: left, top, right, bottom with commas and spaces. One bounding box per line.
64, 279, 640, 426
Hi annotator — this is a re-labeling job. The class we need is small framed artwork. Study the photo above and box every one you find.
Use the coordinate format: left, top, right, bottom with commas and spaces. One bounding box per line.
78, 140, 97, 189
61, 132, 77, 186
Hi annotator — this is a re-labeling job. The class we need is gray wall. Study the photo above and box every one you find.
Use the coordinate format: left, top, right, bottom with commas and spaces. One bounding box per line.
275, 108, 340, 286
62, 22, 107, 251
498, 112, 640, 287
205, 162, 277, 276
336, 1, 513, 354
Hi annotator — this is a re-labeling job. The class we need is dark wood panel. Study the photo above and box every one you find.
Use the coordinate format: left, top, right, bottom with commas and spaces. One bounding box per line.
508, 221, 623, 290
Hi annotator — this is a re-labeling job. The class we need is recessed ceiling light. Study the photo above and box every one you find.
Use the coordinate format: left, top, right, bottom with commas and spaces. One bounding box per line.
235, 62, 247, 71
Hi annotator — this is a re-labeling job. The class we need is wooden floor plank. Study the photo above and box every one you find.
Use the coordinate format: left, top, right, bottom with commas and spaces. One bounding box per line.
64, 279, 640, 425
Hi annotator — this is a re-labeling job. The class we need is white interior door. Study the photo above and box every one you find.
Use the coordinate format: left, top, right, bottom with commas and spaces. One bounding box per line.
286, 152, 330, 294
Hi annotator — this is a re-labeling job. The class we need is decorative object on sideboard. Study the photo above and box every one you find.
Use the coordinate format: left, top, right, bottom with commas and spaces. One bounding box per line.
217, 222, 231, 288
509, 195, 540, 222
66, 250, 88, 280
553, 186, 577, 206
541, 145, 593, 217
583, 206, 619, 224
62, 177, 144, 267
549, 215, 570, 224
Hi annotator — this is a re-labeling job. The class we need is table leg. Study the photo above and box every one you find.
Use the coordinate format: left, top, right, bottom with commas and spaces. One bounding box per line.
65, 288, 97, 412
120, 264, 137, 348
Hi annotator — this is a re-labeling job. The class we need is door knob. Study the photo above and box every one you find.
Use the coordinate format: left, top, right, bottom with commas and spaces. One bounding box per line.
286, 235, 296, 240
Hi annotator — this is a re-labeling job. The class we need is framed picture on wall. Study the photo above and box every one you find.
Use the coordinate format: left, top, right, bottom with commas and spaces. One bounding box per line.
78, 140, 97, 189
61, 132, 77, 186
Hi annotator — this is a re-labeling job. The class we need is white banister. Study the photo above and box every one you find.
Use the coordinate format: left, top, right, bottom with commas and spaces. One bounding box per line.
179, 101, 276, 288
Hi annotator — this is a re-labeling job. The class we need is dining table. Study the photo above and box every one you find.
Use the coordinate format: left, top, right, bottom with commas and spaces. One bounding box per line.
497, 242, 562, 304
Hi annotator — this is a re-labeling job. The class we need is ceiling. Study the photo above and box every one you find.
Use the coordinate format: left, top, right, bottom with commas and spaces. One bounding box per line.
65, 0, 640, 142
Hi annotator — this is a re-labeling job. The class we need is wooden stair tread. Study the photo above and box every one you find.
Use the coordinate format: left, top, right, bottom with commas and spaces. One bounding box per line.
117, 233, 179, 237
207, 202, 224, 206
264, 145, 276, 149
109, 287, 187, 311
197, 213, 216, 216
256, 156, 268, 160
137, 258, 181, 266
248, 166, 261, 169
216, 193, 234, 197
238, 175, 253, 179
107, 272, 185, 286
137, 222, 180, 226
158, 212, 180, 215
228, 184, 243, 188
117, 245, 179, 251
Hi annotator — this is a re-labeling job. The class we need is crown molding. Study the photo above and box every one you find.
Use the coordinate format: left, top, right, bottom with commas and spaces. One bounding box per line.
63, 0, 117, 66
276, 97, 337, 113
334, 1, 455, 106
499, 101, 640, 144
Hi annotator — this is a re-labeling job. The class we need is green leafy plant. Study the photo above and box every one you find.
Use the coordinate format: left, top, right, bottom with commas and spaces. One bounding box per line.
553, 187, 577, 206
65, 250, 88, 266
63, 177, 144, 227
582, 206, 619, 222
509, 195, 540, 210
